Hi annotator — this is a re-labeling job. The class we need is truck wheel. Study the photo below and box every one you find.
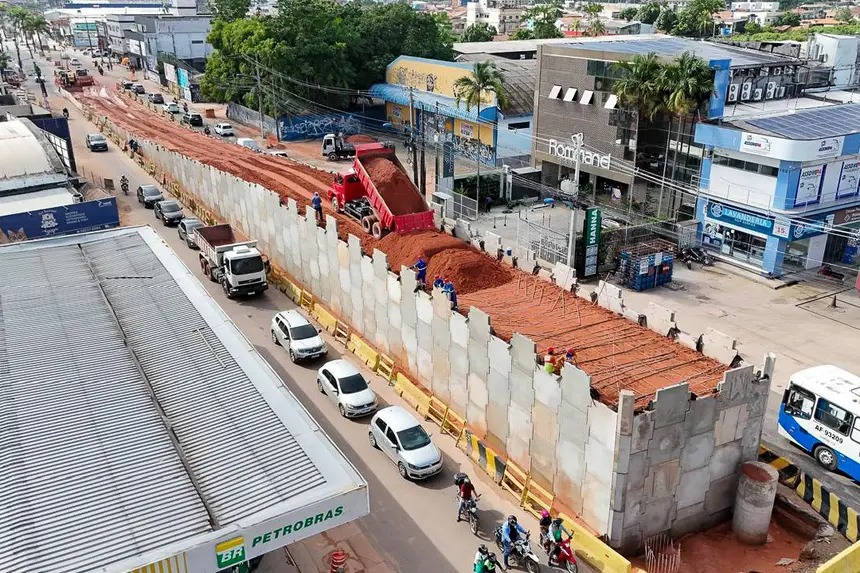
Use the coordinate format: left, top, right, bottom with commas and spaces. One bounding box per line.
328, 152, 337, 161
361, 216, 372, 233
371, 221, 383, 239
222, 280, 233, 299
207, 264, 217, 283
331, 197, 340, 212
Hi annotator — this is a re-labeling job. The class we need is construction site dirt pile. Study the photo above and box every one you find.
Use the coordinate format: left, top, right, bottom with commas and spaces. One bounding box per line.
459, 273, 724, 409
347, 134, 375, 144
361, 155, 428, 216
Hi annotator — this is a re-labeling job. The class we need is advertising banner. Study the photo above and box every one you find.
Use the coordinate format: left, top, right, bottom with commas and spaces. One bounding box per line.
583, 207, 602, 277
164, 62, 177, 85
837, 159, 860, 199
737, 132, 844, 161
795, 164, 825, 207
0, 198, 119, 242
177, 68, 189, 88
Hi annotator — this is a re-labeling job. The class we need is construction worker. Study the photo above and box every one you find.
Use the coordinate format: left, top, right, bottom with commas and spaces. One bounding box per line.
544, 347, 557, 374
411, 257, 428, 287
564, 348, 577, 366
433, 275, 444, 289
443, 280, 458, 311
311, 192, 323, 224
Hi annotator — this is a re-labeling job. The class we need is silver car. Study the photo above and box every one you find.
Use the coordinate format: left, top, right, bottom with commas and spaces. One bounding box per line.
317, 359, 377, 418
270, 309, 327, 363
368, 406, 443, 480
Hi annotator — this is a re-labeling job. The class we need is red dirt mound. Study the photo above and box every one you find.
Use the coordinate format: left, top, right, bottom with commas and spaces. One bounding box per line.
362, 156, 427, 216
377, 231, 467, 270
427, 249, 514, 295
347, 134, 375, 144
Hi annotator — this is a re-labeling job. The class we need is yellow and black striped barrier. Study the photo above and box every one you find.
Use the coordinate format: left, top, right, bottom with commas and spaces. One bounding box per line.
758, 445, 801, 487
458, 429, 507, 485
796, 472, 860, 542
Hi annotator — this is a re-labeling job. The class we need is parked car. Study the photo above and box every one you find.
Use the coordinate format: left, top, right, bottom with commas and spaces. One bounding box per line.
178, 217, 204, 248
148, 93, 164, 104
120, 79, 134, 90
214, 122, 234, 137
154, 200, 185, 226
236, 137, 262, 152
317, 359, 377, 418
137, 184, 164, 208
181, 113, 203, 127
163, 102, 181, 114
368, 406, 443, 480
85, 133, 108, 152
131, 83, 145, 95
268, 150, 289, 158
69, 57, 81, 67
270, 309, 327, 363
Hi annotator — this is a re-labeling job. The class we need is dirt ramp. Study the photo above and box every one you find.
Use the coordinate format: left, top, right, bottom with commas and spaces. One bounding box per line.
427, 249, 514, 295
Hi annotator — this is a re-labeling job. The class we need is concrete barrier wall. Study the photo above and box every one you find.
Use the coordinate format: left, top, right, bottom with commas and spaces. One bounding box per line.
93, 109, 769, 550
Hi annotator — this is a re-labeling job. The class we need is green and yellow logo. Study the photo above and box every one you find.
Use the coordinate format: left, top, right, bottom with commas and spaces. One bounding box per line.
216, 537, 246, 568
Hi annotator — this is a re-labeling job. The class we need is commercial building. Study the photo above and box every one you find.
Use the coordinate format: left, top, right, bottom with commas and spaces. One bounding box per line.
694, 102, 860, 276
465, 0, 527, 36
531, 35, 801, 219
369, 55, 534, 166
132, 14, 214, 72
0, 226, 369, 573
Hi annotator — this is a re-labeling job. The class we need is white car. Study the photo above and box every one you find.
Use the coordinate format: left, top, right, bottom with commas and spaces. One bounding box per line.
236, 137, 262, 152
317, 359, 378, 418
69, 57, 81, 67
214, 122, 234, 137
270, 309, 327, 363
163, 102, 181, 114
369, 406, 443, 480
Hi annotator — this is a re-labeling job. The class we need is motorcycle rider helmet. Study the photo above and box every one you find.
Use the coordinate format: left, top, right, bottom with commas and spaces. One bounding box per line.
478, 544, 488, 555
508, 515, 518, 525
540, 510, 550, 519
552, 517, 563, 526
488, 553, 498, 563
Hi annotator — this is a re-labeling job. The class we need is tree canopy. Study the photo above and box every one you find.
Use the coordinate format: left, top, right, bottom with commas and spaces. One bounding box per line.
773, 12, 800, 26
636, 2, 662, 25
671, 0, 722, 37
522, 1, 564, 39
203, 0, 453, 115
462, 22, 497, 43
619, 7, 638, 21
733, 22, 860, 41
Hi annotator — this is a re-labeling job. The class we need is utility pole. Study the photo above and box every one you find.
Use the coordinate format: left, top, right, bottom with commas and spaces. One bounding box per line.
434, 101, 440, 188
566, 133, 584, 269
255, 58, 264, 138
419, 103, 426, 197
409, 87, 418, 185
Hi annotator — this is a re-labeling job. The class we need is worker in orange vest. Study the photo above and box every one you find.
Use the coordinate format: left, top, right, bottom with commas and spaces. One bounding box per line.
543, 347, 557, 374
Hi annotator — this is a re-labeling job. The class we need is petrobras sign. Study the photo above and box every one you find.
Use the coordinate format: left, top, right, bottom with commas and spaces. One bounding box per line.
548, 138, 612, 170
735, 131, 844, 161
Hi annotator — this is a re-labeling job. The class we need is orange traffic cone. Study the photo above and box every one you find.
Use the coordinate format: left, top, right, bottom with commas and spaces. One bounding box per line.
330, 550, 347, 573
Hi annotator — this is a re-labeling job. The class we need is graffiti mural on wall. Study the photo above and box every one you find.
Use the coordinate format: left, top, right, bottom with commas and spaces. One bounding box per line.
422, 110, 495, 165
392, 66, 439, 94
278, 114, 363, 141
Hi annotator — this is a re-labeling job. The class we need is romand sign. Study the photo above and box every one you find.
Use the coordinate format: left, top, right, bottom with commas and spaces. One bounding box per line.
548, 138, 612, 170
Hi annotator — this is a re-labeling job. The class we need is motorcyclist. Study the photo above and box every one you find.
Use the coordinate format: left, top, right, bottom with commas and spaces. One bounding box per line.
120, 175, 129, 195
203, 125, 211, 135
473, 544, 490, 573
501, 515, 527, 569
479, 553, 501, 573
62, 107, 69, 119
547, 517, 571, 565
538, 510, 552, 551
457, 475, 478, 522
182, 101, 188, 113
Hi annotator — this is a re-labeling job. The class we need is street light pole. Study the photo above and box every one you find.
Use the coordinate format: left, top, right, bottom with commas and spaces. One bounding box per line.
566, 132, 583, 269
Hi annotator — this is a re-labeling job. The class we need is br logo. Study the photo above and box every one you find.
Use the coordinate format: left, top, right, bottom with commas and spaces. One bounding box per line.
215, 537, 246, 568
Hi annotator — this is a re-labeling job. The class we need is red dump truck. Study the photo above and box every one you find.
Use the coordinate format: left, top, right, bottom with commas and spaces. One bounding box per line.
328, 143, 435, 238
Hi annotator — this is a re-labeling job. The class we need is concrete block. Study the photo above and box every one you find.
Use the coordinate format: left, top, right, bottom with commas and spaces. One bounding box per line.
467, 372, 489, 436
654, 383, 691, 429
647, 459, 680, 500
416, 291, 433, 324
558, 404, 589, 449
676, 466, 710, 510
511, 333, 537, 373
431, 348, 451, 402
611, 470, 628, 511
537, 268, 554, 283
484, 232, 502, 249
685, 396, 717, 436
714, 404, 743, 446
416, 346, 433, 383
401, 267, 418, 295
680, 432, 715, 471
620, 526, 643, 555
709, 441, 743, 481
734, 402, 750, 441
416, 319, 432, 357
704, 473, 739, 514
627, 451, 648, 490
581, 473, 612, 535
621, 306, 644, 325
450, 312, 469, 348
507, 402, 532, 468
742, 416, 763, 461
762, 351, 777, 381
387, 272, 402, 305
487, 336, 512, 377
432, 316, 451, 349
596, 281, 624, 314
371, 249, 389, 278
555, 439, 586, 514
533, 367, 561, 411
607, 511, 625, 547
717, 365, 755, 408
675, 331, 700, 351
647, 423, 685, 465
642, 496, 675, 536
487, 399, 509, 447
347, 234, 362, 262
701, 327, 738, 365
552, 262, 576, 290
560, 364, 592, 412
468, 307, 492, 343
532, 401, 559, 443
588, 401, 618, 450
617, 390, 635, 436
432, 289, 452, 319
585, 436, 614, 491
615, 434, 632, 475
747, 377, 769, 419
509, 366, 535, 409
631, 411, 654, 454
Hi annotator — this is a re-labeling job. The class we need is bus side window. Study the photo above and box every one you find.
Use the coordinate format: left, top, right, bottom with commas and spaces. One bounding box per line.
784, 385, 814, 419
852, 418, 860, 445
814, 398, 852, 435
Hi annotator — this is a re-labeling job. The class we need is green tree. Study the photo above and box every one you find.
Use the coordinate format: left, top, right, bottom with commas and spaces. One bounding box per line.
432, 12, 458, 44
453, 61, 508, 200
585, 19, 606, 36
834, 7, 854, 22
654, 7, 678, 32
742, 20, 762, 34
636, 2, 662, 24
0, 51, 10, 69
673, 0, 722, 36
24, 13, 50, 52
611, 52, 665, 120
773, 12, 800, 26
522, 1, 564, 38
8, 7, 30, 50
619, 7, 638, 21
208, 0, 251, 21
461, 22, 497, 42
510, 27, 535, 40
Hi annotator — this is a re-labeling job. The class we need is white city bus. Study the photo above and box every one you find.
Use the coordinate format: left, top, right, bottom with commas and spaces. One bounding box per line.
779, 365, 860, 479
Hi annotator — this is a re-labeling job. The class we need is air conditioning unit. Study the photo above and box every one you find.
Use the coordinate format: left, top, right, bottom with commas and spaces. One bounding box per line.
753, 88, 763, 101
741, 82, 753, 100
777, 86, 786, 97
728, 83, 739, 102
766, 82, 776, 99
773, 67, 782, 76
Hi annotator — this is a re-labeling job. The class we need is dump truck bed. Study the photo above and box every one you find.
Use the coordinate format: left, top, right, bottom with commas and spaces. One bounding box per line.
195, 224, 257, 265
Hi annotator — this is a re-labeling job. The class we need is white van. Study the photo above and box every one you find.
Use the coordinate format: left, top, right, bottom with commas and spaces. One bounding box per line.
236, 137, 262, 152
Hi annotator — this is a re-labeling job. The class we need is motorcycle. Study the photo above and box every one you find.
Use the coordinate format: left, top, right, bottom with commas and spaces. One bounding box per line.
458, 494, 480, 535
62, 108, 69, 119
120, 177, 129, 196
818, 264, 845, 281
494, 527, 540, 573
681, 246, 713, 270
548, 538, 578, 573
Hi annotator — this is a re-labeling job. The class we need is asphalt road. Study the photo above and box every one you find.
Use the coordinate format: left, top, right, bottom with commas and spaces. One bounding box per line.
41, 49, 596, 573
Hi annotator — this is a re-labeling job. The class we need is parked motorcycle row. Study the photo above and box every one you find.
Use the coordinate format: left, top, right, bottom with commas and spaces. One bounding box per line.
680, 246, 714, 270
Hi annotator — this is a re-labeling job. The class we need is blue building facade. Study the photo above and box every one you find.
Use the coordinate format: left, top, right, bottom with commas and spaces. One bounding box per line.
694, 104, 860, 277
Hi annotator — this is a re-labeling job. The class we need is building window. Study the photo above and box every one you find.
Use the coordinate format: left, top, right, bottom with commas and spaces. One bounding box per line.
579, 90, 593, 105
508, 121, 530, 130
713, 154, 777, 176
562, 88, 577, 102
191, 40, 204, 44
548, 85, 562, 99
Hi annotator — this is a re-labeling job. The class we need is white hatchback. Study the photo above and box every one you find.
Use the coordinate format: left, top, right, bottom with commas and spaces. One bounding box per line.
369, 406, 443, 480
270, 309, 327, 363
163, 102, 180, 114
214, 122, 234, 137
317, 359, 377, 418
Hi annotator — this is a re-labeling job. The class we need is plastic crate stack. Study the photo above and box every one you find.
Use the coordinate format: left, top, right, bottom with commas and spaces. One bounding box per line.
618, 239, 676, 292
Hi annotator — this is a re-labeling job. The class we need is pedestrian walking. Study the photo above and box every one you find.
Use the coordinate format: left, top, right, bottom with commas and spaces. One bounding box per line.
311, 192, 323, 224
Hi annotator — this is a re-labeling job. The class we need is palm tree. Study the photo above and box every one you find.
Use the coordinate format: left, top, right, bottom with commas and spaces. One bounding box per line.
611, 52, 665, 121
8, 7, 30, 51
453, 61, 508, 213
25, 13, 50, 53
0, 51, 10, 70
585, 19, 605, 36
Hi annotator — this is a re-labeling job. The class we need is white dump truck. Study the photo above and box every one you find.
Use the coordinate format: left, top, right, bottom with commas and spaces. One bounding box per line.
195, 224, 269, 299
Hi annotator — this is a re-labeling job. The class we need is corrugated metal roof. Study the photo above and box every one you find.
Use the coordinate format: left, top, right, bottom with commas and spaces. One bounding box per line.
0, 187, 76, 216
0, 227, 365, 573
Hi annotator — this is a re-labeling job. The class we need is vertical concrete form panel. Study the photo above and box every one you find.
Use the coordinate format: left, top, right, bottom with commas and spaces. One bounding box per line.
337, 240, 352, 318
372, 250, 391, 352
507, 333, 536, 470
400, 268, 419, 376
347, 235, 363, 330
448, 312, 470, 419
303, 213, 318, 290
431, 294, 452, 404
554, 365, 592, 515
286, 200, 302, 275
415, 291, 434, 385
467, 308, 492, 437
530, 367, 561, 487
582, 401, 617, 534
387, 272, 404, 361
360, 255, 376, 343
608, 390, 635, 547
486, 335, 512, 452
732, 461, 779, 545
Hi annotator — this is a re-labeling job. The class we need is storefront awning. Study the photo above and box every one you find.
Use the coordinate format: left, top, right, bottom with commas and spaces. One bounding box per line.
369, 83, 497, 123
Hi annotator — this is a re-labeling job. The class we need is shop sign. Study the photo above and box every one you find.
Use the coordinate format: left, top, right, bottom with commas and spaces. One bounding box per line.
837, 159, 860, 199
705, 201, 774, 236
834, 205, 860, 225
773, 216, 791, 239
583, 207, 602, 277
794, 165, 825, 207
548, 138, 611, 169
737, 132, 844, 161
460, 122, 473, 138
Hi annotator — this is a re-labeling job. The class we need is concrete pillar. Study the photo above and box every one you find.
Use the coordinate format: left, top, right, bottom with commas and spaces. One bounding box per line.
762, 236, 787, 277
732, 461, 778, 545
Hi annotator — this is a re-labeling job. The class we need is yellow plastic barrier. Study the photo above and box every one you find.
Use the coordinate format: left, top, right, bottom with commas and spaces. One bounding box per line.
333, 321, 350, 345
394, 373, 430, 416
284, 281, 302, 304
299, 289, 314, 311
501, 460, 529, 506
522, 480, 554, 519
347, 334, 379, 370
312, 303, 338, 333
817, 541, 860, 573
556, 511, 631, 573
441, 408, 465, 441
427, 396, 448, 427
457, 429, 508, 484
376, 353, 395, 383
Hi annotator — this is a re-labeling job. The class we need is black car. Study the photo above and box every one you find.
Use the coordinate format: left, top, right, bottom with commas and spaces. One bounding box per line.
131, 84, 146, 95
178, 217, 204, 248
181, 113, 203, 127
154, 200, 185, 226
148, 93, 165, 104
137, 185, 164, 208
120, 79, 134, 90
86, 133, 108, 152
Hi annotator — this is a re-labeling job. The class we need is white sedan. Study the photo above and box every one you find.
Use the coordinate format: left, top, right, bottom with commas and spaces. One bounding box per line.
163, 102, 181, 114
317, 359, 377, 418
214, 122, 234, 137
